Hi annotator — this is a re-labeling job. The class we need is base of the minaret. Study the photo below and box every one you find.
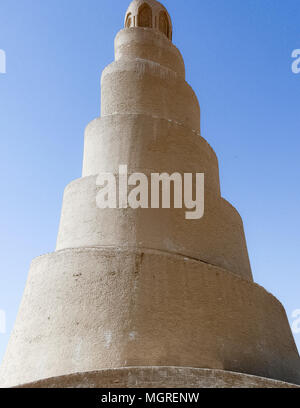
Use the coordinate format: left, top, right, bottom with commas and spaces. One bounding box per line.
17, 367, 299, 388
1, 247, 300, 387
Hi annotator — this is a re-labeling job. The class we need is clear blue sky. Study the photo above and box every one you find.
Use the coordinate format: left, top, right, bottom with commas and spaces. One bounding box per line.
0, 0, 299, 363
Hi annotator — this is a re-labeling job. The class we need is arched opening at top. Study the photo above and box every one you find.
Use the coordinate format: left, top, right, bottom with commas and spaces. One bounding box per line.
159, 11, 170, 39
138, 3, 152, 28
125, 13, 132, 28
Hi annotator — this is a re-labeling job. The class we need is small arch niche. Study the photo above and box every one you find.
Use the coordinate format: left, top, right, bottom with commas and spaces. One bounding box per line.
159, 11, 170, 39
125, 13, 132, 28
138, 3, 152, 28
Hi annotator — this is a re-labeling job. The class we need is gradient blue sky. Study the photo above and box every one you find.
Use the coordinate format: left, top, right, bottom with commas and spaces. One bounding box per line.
0, 0, 299, 362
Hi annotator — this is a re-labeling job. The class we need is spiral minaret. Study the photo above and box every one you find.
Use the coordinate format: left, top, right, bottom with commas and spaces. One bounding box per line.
1, 0, 299, 388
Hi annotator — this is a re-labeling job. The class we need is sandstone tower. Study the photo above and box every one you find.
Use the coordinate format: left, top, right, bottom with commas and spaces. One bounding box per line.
1, 0, 299, 388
